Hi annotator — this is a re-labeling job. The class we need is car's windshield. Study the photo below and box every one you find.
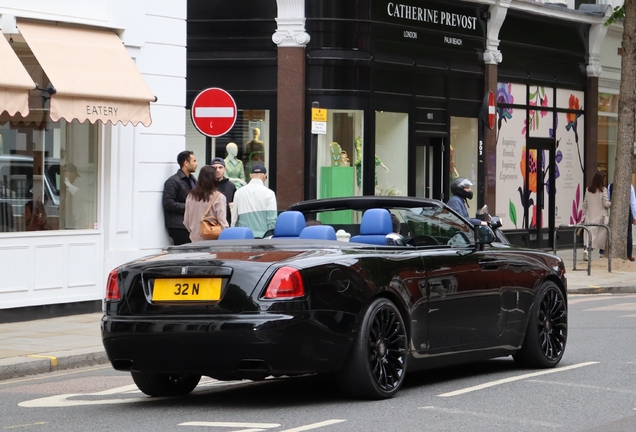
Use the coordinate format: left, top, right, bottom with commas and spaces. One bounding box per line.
302, 202, 473, 247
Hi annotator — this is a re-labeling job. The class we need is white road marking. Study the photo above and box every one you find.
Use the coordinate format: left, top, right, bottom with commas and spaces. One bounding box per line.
180, 422, 279, 429
179, 420, 346, 431
277, 420, 346, 432
0, 365, 110, 386
437, 361, 599, 397
419, 406, 561, 428
528, 379, 636, 395
18, 378, 268, 408
18, 393, 153, 407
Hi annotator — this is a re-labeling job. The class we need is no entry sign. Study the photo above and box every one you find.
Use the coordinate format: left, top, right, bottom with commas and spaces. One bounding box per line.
487, 90, 496, 130
480, 90, 496, 131
191, 88, 237, 137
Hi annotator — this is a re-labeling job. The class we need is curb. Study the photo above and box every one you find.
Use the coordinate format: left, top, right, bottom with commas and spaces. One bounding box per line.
567, 285, 636, 295
0, 347, 109, 381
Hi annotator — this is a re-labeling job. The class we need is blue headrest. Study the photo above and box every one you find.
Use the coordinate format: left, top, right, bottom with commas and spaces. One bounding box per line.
299, 225, 337, 240
350, 234, 388, 245
273, 211, 306, 237
359, 208, 392, 235
218, 227, 255, 240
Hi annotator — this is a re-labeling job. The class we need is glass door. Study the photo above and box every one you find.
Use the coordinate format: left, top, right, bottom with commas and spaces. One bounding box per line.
525, 138, 555, 249
415, 137, 445, 200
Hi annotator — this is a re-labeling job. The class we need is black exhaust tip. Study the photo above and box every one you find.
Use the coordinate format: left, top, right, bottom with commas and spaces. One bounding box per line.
111, 359, 134, 371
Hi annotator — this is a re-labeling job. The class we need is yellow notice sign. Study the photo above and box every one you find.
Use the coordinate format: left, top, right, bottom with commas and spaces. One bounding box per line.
312, 108, 327, 122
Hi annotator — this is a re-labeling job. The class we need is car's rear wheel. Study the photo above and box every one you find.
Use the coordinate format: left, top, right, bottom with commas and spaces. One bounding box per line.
131, 372, 201, 397
338, 298, 407, 399
513, 281, 567, 368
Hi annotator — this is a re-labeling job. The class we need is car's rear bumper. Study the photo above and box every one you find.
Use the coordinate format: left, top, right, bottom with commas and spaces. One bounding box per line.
101, 311, 356, 378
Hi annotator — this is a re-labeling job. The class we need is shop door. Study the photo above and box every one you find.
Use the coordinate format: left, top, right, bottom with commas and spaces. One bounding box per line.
415, 137, 445, 200
524, 139, 555, 249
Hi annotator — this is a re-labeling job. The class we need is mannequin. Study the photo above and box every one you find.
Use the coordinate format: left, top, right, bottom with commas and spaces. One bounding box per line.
245, 127, 265, 164
224, 142, 246, 188
354, 136, 388, 187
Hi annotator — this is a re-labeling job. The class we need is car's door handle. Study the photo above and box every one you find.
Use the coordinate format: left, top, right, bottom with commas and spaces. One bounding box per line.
479, 259, 501, 270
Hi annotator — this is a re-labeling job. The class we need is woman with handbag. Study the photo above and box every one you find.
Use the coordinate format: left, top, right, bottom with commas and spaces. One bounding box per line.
581, 171, 611, 260
183, 165, 228, 242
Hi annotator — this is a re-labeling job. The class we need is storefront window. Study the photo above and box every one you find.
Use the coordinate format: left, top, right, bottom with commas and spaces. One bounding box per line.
0, 118, 98, 232
314, 109, 363, 225
375, 111, 408, 196
185, 109, 270, 188
598, 93, 619, 180
450, 117, 478, 209
316, 109, 364, 199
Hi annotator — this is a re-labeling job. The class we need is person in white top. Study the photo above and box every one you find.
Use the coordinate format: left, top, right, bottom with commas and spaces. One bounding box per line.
231, 164, 277, 238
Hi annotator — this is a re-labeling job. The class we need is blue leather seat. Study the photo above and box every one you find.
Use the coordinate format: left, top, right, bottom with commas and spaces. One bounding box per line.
218, 227, 254, 240
299, 225, 337, 240
273, 211, 306, 238
350, 208, 392, 245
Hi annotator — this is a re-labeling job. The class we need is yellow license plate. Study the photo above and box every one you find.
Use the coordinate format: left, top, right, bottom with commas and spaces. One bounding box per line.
152, 278, 222, 301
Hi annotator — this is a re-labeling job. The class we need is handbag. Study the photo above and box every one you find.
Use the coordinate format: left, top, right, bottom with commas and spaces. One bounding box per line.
199, 192, 222, 240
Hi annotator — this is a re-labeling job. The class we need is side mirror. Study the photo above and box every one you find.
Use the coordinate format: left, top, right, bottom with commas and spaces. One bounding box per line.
474, 225, 496, 245
489, 216, 503, 229
386, 233, 405, 246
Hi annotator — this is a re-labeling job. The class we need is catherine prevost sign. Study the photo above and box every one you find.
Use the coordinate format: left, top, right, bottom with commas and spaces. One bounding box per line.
371, 1, 485, 48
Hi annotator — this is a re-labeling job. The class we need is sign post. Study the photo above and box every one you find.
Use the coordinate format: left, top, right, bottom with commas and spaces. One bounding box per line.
191, 87, 237, 137
309, 102, 325, 200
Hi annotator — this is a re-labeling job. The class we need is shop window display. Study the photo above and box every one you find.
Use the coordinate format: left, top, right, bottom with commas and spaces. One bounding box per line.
186, 109, 270, 188
450, 117, 478, 210
375, 111, 407, 197
316, 110, 363, 224
0, 119, 98, 232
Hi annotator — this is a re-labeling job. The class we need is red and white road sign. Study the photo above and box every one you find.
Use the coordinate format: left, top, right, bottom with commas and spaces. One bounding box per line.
191, 88, 237, 137
487, 90, 496, 130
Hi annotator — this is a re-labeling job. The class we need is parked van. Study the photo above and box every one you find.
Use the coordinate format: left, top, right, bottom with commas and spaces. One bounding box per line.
0, 155, 60, 231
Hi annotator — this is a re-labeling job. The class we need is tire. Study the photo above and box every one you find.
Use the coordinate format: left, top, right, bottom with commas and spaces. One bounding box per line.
131, 372, 201, 397
338, 298, 408, 399
513, 281, 567, 368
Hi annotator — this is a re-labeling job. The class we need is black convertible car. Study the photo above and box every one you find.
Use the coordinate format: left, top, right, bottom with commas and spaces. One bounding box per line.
101, 196, 567, 399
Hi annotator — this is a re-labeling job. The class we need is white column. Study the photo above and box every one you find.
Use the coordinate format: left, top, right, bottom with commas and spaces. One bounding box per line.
272, 0, 310, 47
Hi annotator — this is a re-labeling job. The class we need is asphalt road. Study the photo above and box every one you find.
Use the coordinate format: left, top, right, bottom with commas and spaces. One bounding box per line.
1, 294, 635, 432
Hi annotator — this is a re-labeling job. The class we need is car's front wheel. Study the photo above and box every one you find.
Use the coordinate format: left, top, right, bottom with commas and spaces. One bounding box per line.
513, 281, 567, 368
338, 297, 408, 399
131, 372, 201, 397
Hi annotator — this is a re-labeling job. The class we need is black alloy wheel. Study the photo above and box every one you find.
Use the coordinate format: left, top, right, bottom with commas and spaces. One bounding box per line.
514, 281, 567, 368
131, 372, 201, 397
338, 298, 408, 399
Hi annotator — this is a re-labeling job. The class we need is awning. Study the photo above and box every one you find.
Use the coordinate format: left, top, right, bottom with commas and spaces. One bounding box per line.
17, 21, 155, 126
0, 34, 35, 116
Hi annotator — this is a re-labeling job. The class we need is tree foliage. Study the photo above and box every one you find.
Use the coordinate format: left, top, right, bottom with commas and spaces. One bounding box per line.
605, 6, 625, 26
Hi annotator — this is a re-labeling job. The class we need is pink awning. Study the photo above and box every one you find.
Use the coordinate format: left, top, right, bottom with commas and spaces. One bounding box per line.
0, 34, 35, 116
18, 21, 155, 126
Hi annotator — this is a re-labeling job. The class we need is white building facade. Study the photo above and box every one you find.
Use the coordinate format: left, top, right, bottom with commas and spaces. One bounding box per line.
0, 0, 186, 314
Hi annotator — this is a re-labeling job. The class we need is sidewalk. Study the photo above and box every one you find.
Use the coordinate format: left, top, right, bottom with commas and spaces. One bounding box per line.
1, 247, 635, 381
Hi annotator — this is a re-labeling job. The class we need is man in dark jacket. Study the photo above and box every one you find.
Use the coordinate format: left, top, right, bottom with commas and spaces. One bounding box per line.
211, 157, 236, 225
162, 150, 198, 245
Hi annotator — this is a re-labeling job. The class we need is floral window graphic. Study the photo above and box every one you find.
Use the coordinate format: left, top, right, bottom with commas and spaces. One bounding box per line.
507, 86, 564, 229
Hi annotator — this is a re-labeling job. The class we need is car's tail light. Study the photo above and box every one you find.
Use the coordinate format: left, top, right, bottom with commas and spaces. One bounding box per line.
264, 267, 305, 299
105, 268, 121, 301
